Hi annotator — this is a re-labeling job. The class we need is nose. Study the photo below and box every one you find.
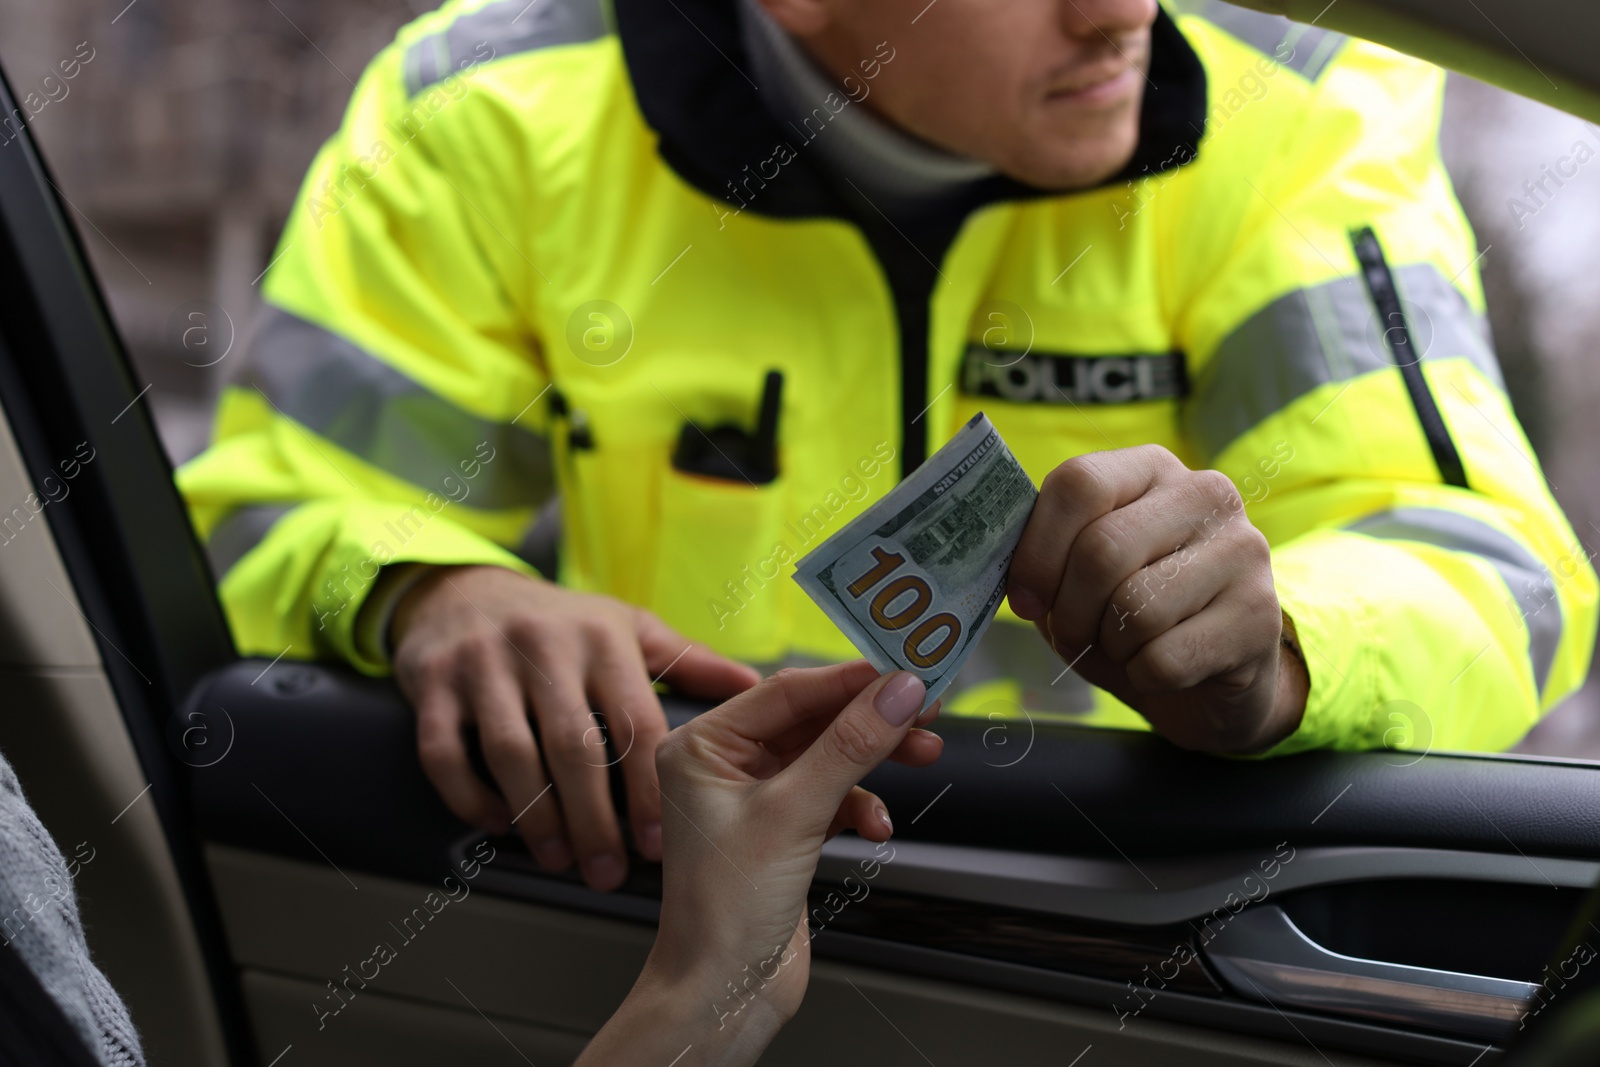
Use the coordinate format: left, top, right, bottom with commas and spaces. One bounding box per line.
1056, 0, 1158, 41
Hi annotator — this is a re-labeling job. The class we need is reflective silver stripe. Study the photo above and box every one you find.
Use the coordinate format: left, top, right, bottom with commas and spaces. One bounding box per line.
1284, 22, 1346, 80
1346, 508, 1561, 693
244, 308, 553, 511
206, 504, 295, 579
403, 0, 607, 95
1186, 264, 1504, 461
1166, 0, 1345, 79
516, 497, 562, 580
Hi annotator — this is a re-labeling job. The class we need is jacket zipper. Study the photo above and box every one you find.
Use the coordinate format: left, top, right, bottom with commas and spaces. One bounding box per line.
1350, 226, 1470, 489
849, 205, 968, 479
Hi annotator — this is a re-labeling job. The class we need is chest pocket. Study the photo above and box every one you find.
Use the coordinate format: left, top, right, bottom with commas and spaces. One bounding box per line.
646, 371, 795, 662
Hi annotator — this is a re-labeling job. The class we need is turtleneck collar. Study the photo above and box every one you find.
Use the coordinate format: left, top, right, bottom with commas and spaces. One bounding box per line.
614, 0, 1207, 223
735, 0, 996, 215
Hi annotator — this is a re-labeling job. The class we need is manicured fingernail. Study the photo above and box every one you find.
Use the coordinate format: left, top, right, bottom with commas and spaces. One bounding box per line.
637, 821, 662, 858
1008, 587, 1044, 620
876, 805, 893, 836
584, 853, 626, 890
532, 838, 573, 870
874, 673, 925, 726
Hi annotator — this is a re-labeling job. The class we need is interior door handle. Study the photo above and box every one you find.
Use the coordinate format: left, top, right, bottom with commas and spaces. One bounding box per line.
1204, 904, 1537, 1040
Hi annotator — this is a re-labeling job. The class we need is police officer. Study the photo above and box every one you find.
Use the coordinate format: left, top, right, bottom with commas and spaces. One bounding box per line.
180, 0, 1597, 891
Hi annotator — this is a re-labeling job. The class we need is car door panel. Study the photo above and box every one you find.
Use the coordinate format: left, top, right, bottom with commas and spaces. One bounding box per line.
208, 844, 1416, 1067
187, 656, 1599, 1064
240, 971, 590, 1067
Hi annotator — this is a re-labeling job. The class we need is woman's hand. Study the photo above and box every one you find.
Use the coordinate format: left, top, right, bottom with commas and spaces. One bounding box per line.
574, 661, 943, 1067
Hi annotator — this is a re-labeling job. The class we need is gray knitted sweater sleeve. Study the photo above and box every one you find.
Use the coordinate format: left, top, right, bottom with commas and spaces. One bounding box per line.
0, 750, 145, 1066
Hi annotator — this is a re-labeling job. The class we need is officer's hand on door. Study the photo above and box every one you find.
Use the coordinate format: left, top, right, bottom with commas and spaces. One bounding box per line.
1004, 445, 1309, 754
390, 564, 762, 891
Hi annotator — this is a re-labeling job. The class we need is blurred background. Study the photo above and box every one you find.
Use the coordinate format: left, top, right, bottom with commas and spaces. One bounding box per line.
2, 0, 1598, 757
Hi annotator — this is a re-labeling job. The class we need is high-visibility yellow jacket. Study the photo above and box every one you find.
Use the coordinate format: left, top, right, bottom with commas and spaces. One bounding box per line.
177, 0, 1598, 754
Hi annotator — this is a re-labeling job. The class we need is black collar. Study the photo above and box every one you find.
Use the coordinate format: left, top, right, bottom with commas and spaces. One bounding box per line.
613, 0, 1209, 222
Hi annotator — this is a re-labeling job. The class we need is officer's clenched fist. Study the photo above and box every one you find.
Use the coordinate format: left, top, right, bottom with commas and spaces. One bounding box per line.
391, 565, 761, 891
1005, 445, 1308, 754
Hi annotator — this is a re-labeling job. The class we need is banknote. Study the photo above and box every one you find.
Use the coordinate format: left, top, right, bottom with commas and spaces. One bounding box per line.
793, 413, 1038, 706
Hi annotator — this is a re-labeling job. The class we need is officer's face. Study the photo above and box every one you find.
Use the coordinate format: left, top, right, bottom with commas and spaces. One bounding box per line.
768, 0, 1156, 190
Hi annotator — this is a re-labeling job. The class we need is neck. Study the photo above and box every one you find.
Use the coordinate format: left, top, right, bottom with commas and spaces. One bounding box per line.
736, 0, 994, 213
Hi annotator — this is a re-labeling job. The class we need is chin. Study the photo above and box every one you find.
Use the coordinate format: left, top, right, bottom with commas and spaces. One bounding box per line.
1001, 104, 1144, 191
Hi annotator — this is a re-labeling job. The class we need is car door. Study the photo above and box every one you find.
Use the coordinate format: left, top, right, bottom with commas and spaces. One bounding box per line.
2, 3, 1600, 1065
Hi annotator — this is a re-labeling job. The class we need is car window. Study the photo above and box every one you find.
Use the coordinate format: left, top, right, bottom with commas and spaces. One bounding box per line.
1, 0, 1597, 762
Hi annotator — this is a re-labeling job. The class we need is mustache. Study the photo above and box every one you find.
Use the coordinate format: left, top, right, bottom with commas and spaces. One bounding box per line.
1042, 37, 1150, 91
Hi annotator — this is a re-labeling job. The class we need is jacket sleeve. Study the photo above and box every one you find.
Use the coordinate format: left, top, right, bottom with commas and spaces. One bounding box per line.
1170, 43, 1597, 753
176, 26, 553, 674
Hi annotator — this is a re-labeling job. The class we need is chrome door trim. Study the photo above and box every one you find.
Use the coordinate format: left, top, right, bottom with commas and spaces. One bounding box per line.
816, 837, 1599, 926
1204, 904, 1537, 1039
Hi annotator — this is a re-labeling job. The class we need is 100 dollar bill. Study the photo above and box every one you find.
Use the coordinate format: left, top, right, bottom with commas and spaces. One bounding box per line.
793, 413, 1038, 705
